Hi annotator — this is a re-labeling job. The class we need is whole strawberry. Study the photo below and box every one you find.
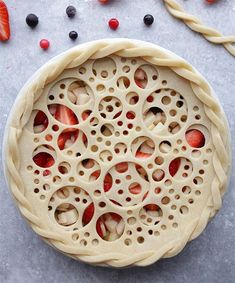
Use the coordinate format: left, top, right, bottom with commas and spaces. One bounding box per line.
0, 1, 10, 41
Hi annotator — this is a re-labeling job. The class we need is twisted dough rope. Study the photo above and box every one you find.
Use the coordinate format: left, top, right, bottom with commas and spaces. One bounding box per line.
163, 0, 235, 57
5, 40, 231, 267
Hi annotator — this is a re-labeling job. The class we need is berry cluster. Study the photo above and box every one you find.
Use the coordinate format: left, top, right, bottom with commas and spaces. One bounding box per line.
0, 0, 220, 48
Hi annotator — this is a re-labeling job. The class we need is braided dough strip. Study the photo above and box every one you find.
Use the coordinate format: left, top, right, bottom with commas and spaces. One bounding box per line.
5, 39, 231, 267
163, 0, 235, 57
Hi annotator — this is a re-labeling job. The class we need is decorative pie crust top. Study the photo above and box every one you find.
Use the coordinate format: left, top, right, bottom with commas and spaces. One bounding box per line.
5, 39, 231, 267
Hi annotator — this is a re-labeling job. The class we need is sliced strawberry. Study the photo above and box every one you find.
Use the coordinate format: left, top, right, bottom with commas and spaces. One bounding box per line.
135, 79, 144, 88
129, 183, 141, 194
136, 151, 151, 159
113, 111, 122, 119
54, 104, 78, 125
104, 173, 112, 183
109, 212, 121, 222
46, 156, 55, 167
33, 111, 48, 133
96, 219, 106, 238
83, 159, 94, 169
104, 173, 112, 192
145, 204, 159, 211
169, 158, 181, 177
82, 111, 90, 121
33, 152, 54, 168
57, 130, 78, 150
135, 163, 142, 170
91, 170, 100, 180
82, 133, 87, 143
82, 203, 94, 225
104, 183, 111, 192
186, 129, 205, 148
0, 1, 10, 41
34, 111, 48, 126
115, 162, 128, 173
142, 191, 149, 201
132, 95, 139, 103
123, 77, 130, 88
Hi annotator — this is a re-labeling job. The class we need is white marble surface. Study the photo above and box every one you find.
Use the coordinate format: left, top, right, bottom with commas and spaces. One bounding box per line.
0, 0, 235, 282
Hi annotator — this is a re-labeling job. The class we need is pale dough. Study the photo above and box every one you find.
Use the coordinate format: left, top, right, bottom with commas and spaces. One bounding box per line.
4, 39, 231, 267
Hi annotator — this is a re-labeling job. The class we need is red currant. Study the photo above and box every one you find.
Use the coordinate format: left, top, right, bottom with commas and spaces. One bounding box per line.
99, 0, 109, 3
205, 0, 216, 4
40, 39, 50, 50
108, 18, 119, 30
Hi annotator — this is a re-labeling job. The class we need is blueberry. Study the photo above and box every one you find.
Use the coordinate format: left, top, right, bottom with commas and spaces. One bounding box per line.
143, 14, 154, 26
66, 6, 76, 18
26, 14, 39, 28
69, 31, 78, 40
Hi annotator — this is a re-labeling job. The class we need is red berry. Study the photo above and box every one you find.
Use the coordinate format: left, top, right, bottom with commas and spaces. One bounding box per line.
205, 0, 216, 4
40, 39, 50, 50
99, 0, 109, 3
108, 18, 119, 30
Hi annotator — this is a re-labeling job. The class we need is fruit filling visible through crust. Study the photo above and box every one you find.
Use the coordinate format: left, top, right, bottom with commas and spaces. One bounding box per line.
28, 59, 209, 243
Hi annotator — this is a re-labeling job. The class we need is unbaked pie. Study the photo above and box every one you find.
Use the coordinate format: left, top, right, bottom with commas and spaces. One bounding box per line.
4, 39, 231, 267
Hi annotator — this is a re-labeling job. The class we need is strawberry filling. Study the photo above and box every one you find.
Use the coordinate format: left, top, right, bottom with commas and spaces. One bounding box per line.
82, 203, 94, 226
135, 151, 151, 159
115, 162, 128, 173
109, 212, 122, 222
82, 111, 91, 121
103, 173, 112, 192
186, 129, 205, 148
90, 170, 101, 180
169, 158, 181, 177
135, 79, 144, 88
51, 104, 78, 125
33, 152, 54, 168
33, 111, 48, 132
145, 204, 160, 211
57, 130, 79, 150
134, 68, 147, 89
129, 183, 141, 194
96, 219, 106, 238
96, 213, 124, 240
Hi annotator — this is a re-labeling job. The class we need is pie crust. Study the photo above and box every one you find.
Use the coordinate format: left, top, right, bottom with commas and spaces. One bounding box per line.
4, 39, 231, 267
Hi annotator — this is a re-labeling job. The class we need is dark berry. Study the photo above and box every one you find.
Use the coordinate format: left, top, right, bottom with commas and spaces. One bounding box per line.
69, 31, 78, 40
26, 14, 39, 28
143, 14, 154, 26
108, 18, 119, 30
66, 6, 76, 18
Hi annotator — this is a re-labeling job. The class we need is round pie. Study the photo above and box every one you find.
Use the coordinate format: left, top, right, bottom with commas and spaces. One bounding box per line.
4, 39, 231, 267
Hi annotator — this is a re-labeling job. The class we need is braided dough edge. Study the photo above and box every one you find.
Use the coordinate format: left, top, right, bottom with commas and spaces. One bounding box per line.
163, 0, 235, 57
4, 39, 231, 267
